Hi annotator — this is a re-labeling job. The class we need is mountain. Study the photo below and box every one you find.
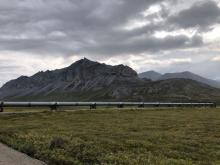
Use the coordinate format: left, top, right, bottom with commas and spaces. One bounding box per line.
139, 71, 220, 89
0, 58, 139, 100
1, 58, 220, 103
159, 71, 220, 89
138, 71, 162, 81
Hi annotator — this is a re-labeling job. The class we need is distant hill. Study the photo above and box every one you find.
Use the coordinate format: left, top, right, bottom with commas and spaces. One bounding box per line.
139, 71, 220, 89
138, 71, 162, 81
1, 58, 220, 103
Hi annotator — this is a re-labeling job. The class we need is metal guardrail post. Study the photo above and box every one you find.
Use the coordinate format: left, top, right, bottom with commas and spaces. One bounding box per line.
154, 103, 159, 107
50, 102, 58, 111
117, 103, 124, 108
212, 103, 217, 108
90, 103, 96, 109
138, 103, 144, 108
0, 102, 3, 112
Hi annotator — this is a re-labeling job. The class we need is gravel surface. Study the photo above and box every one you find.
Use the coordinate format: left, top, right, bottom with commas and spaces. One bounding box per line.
0, 143, 46, 165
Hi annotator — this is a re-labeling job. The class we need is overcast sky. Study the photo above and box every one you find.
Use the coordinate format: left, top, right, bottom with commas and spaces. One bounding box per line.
0, 0, 220, 87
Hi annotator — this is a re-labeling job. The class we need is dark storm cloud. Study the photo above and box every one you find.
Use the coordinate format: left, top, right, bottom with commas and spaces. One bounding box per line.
168, 1, 220, 31
0, 0, 220, 86
0, 0, 211, 57
83, 34, 203, 55
0, 0, 160, 55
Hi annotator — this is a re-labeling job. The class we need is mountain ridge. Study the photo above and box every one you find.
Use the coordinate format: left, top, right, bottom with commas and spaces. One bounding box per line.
138, 71, 162, 81
139, 71, 220, 89
1, 58, 220, 103
0, 58, 139, 100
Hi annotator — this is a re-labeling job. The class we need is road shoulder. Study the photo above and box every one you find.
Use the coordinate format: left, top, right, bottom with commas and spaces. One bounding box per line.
0, 142, 46, 165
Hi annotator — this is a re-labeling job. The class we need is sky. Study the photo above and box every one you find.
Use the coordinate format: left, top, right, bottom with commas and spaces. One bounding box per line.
0, 0, 220, 87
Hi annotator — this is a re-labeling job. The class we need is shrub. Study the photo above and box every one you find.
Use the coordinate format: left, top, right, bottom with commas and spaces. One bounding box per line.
20, 143, 36, 157
50, 137, 68, 150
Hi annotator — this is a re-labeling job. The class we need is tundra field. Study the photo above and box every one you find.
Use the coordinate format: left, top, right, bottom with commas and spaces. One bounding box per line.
0, 108, 220, 165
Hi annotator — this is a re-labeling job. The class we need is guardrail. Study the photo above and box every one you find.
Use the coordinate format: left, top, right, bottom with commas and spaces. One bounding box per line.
0, 101, 216, 112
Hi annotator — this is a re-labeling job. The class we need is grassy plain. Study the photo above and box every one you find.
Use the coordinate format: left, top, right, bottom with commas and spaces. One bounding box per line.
0, 108, 219, 165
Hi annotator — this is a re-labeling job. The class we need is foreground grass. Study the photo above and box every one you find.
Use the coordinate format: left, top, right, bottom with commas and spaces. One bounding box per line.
0, 108, 219, 165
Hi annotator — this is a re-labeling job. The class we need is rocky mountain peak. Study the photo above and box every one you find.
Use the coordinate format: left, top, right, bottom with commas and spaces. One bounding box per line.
70, 58, 97, 66
0, 59, 138, 99
66, 58, 137, 78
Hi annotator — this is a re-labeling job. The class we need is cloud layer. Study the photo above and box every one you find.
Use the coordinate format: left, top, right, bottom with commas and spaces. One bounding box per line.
0, 0, 220, 86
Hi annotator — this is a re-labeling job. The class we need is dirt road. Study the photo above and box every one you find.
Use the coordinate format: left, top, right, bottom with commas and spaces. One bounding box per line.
0, 143, 46, 165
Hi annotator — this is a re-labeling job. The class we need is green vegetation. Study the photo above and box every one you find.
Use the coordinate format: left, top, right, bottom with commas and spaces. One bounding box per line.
0, 108, 220, 165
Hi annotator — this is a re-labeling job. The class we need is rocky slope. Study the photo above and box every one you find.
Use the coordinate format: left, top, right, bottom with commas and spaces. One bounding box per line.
1, 58, 220, 102
0, 58, 140, 100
